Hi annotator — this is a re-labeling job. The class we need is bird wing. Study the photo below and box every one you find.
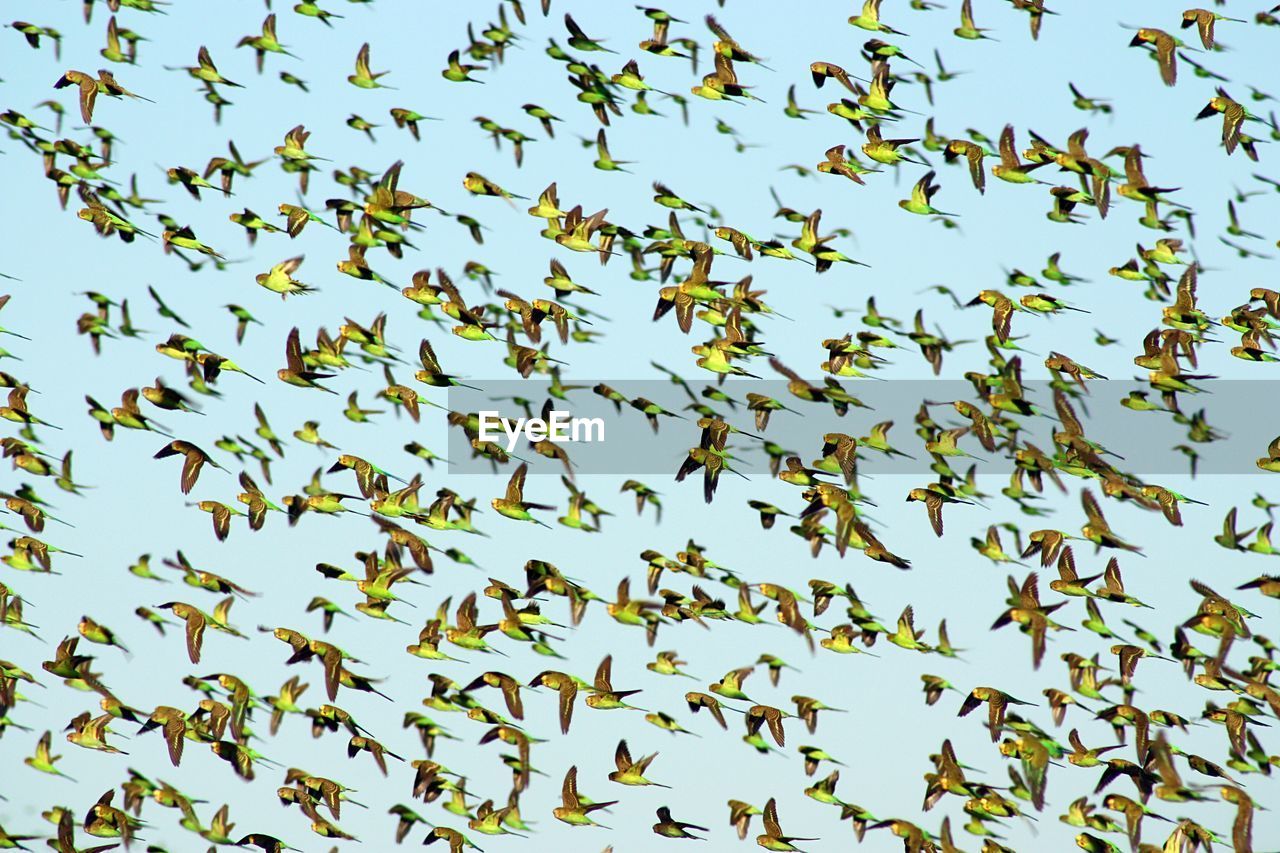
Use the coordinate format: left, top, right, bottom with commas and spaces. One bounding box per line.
614, 739, 633, 771
594, 654, 614, 691
180, 446, 206, 495
183, 610, 206, 664
284, 327, 306, 373
558, 680, 577, 733
998, 124, 1020, 168
561, 765, 581, 809
505, 463, 528, 503
762, 798, 782, 837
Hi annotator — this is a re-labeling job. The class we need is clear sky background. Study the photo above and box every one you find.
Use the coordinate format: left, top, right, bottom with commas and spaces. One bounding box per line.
2, 0, 1279, 850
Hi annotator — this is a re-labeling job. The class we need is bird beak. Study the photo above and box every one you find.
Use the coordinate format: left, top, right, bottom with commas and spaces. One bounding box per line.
1128, 34, 1143, 47
1193, 104, 1217, 120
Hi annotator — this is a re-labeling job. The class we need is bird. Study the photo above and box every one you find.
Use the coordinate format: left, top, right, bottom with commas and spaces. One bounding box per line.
954, 0, 994, 40
1129, 28, 1179, 87
153, 440, 223, 494
756, 797, 816, 850
256, 256, 313, 298
165, 46, 243, 88
553, 765, 617, 827
277, 326, 338, 393
609, 739, 669, 787
491, 462, 554, 525
960, 685, 1037, 744
906, 486, 971, 537
53, 68, 150, 123
653, 806, 708, 839
348, 42, 393, 89
900, 170, 956, 217
4, 2, 1280, 850
1181, 8, 1244, 50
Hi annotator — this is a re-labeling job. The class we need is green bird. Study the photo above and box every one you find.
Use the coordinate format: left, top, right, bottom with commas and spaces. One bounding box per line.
24, 730, 76, 781
145, 286, 189, 329
293, 420, 339, 451
277, 328, 337, 394
1258, 436, 1280, 473
609, 739, 670, 786
553, 766, 617, 827
0, 820, 40, 850
1244, 522, 1280, 556
463, 172, 525, 203
279, 70, 309, 90
817, 144, 877, 185
54, 68, 152, 125
863, 126, 923, 166
237, 14, 297, 72
140, 377, 200, 415
294, 0, 343, 26
906, 485, 973, 537
256, 256, 313, 299
97, 16, 139, 65
993, 125, 1047, 184
900, 171, 956, 217
1076, 832, 1125, 853
783, 84, 819, 119
101, 389, 163, 437
651, 181, 703, 212
849, 0, 906, 35
349, 42, 393, 89
1020, 292, 1087, 315
709, 665, 755, 702
612, 59, 670, 96
165, 46, 242, 87
1181, 7, 1244, 50
166, 165, 226, 199
954, 0, 995, 40
346, 114, 379, 140
585, 654, 645, 710
646, 650, 695, 679
78, 614, 130, 654
1068, 82, 1112, 115
756, 798, 817, 851
222, 304, 262, 344
592, 129, 631, 172
11, 21, 63, 60
886, 606, 932, 652
491, 463, 553, 526
644, 711, 694, 736
443, 49, 483, 83
653, 806, 707, 840
864, 38, 922, 67
799, 747, 845, 779
520, 103, 561, 138
1043, 252, 1085, 284
465, 800, 523, 837
1080, 598, 1124, 641
77, 192, 154, 242
162, 225, 222, 259
564, 14, 615, 53
389, 107, 440, 141
154, 439, 223, 494
274, 124, 327, 167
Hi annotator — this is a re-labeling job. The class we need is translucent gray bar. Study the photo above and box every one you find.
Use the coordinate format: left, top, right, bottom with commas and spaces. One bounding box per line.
444, 379, 1278, 476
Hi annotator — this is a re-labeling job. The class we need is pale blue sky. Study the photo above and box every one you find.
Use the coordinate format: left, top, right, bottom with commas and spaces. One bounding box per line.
1, 0, 1279, 850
